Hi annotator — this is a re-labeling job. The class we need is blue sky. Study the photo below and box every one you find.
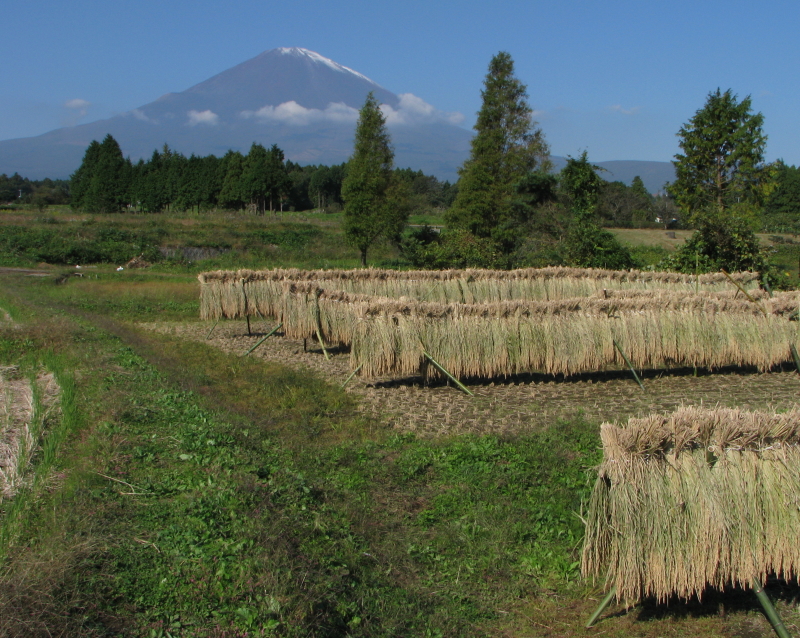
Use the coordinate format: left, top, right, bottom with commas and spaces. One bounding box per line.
3, 0, 799, 165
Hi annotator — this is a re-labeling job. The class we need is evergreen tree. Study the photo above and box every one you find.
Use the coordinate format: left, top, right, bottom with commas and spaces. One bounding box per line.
240, 143, 270, 213
219, 151, 246, 210
669, 89, 767, 225
445, 51, 550, 243
342, 92, 406, 266
71, 134, 128, 212
265, 144, 290, 212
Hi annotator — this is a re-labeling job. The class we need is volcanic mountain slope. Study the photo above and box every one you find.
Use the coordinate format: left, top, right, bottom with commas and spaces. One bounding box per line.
0, 47, 472, 181
0, 47, 675, 190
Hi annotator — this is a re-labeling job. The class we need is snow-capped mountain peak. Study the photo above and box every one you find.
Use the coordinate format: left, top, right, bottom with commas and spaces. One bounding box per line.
276, 47, 377, 85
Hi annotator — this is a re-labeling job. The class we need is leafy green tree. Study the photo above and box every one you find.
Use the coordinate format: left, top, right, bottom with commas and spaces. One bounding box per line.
342, 92, 407, 266
669, 89, 768, 226
445, 51, 550, 244
763, 161, 800, 232
560, 152, 634, 269
559, 151, 604, 218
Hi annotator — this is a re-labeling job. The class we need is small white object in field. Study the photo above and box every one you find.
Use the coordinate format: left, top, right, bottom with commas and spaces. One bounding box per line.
116, 266, 124, 271
75, 265, 81, 269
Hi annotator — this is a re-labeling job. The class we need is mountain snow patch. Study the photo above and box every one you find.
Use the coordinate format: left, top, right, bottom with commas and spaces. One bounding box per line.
277, 47, 377, 85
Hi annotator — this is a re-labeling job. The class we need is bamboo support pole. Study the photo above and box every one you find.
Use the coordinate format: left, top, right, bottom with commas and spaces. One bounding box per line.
752, 579, 792, 638
316, 329, 330, 360
422, 350, 474, 396
243, 323, 283, 357
790, 345, 800, 375
205, 320, 219, 340
585, 586, 617, 628
341, 364, 363, 388
721, 270, 768, 315
613, 339, 645, 391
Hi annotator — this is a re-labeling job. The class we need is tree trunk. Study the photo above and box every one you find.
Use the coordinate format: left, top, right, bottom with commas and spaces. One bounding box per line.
360, 248, 367, 267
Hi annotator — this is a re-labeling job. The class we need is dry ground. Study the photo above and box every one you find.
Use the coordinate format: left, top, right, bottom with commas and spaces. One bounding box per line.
142, 319, 800, 436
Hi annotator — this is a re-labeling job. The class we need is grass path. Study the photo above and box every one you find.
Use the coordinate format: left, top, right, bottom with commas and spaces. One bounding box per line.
0, 272, 797, 636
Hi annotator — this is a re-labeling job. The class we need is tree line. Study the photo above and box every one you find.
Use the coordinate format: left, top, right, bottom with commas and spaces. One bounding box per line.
67, 136, 456, 217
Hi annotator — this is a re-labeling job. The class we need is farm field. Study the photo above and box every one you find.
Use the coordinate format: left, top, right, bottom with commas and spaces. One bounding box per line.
1, 261, 800, 634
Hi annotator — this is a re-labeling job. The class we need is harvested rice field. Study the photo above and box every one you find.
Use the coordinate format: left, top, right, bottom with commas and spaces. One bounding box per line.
142, 319, 800, 436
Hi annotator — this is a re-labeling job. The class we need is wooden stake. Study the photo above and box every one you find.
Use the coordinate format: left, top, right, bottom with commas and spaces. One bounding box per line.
613, 339, 645, 391
422, 350, 474, 396
243, 323, 283, 356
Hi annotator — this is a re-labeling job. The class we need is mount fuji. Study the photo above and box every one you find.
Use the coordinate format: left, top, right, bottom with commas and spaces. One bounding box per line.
0, 47, 473, 181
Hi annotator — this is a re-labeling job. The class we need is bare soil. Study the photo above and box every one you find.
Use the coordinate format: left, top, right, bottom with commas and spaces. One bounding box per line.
141, 320, 800, 435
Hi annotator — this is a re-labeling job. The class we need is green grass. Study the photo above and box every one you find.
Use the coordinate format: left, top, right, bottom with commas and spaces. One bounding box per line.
0, 275, 604, 636
0, 207, 405, 271
1, 260, 798, 637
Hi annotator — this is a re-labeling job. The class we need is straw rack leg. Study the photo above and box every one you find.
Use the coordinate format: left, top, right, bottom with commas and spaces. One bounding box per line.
205, 320, 219, 340
422, 351, 474, 397
790, 344, 800, 375
753, 579, 792, 638
585, 586, 616, 628
613, 339, 645, 391
243, 323, 283, 357
341, 364, 363, 389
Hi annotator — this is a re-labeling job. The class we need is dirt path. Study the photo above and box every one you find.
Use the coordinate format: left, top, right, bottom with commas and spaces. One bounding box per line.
142, 320, 800, 436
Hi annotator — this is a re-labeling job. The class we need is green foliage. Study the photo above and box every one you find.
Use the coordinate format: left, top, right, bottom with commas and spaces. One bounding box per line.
597, 177, 655, 228
559, 151, 604, 217
660, 213, 789, 288
401, 227, 504, 269
71, 134, 129, 213
564, 219, 636, 269
763, 161, 800, 233
0, 224, 165, 265
342, 92, 408, 266
669, 89, 768, 225
446, 51, 550, 244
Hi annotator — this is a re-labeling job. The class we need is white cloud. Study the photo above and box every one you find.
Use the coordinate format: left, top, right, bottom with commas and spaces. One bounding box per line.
62, 98, 90, 126
241, 94, 464, 127
608, 104, 640, 115
130, 108, 152, 122
241, 101, 359, 125
187, 109, 219, 126
380, 93, 464, 126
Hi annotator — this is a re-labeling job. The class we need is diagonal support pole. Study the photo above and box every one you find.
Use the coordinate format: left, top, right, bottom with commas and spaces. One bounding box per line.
585, 586, 617, 628
206, 320, 219, 340
341, 364, 363, 388
753, 579, 792, 638
422, 350, 473, 396
613, 339, 645, 391
243, 323, 283, 357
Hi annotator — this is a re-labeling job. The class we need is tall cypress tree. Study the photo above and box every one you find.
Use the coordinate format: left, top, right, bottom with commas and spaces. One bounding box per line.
342, 92, 407, 266
445, 52, 550, 243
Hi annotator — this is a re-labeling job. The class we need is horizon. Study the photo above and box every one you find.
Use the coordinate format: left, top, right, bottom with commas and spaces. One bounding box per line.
3, 1, 799, 167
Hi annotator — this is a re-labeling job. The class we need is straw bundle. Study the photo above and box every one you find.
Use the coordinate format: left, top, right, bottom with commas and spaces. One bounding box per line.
351, 305, 799, 378
582, 406, 800, 605
198, 267, 764, 319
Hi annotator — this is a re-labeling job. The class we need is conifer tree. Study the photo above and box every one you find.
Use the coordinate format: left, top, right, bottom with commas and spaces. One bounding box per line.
445, 52, 550, 242
342, 92, 406, 266
669, 89, 767, 225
